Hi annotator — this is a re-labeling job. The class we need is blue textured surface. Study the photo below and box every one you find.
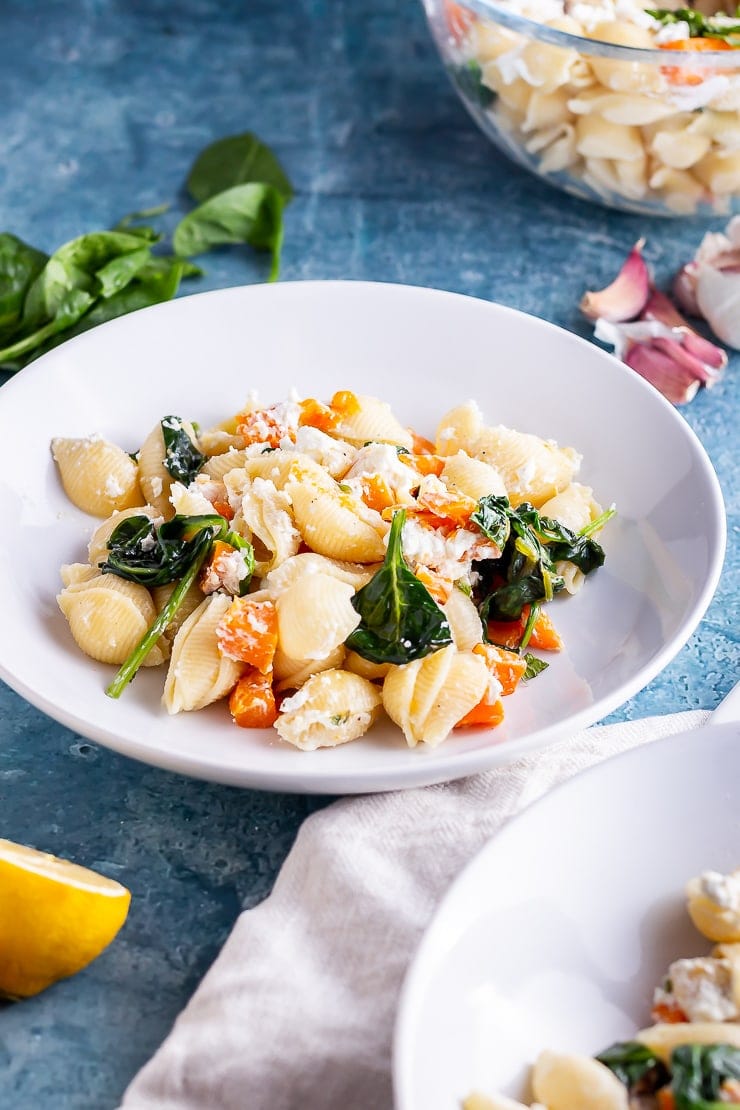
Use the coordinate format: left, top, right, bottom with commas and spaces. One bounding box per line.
0, 1, 738, 1106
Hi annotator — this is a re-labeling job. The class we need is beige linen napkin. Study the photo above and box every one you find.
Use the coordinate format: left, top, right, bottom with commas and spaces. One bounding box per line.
119, 710, 708, 1110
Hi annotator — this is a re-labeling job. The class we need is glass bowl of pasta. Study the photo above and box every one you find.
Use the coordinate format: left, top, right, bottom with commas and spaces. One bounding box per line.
394, 719, 740, 1109
423, 0, 740, 215
0, 282, 725, 793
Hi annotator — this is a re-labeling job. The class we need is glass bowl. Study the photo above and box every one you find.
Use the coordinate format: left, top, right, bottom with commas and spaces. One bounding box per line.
422, 0, 740, 215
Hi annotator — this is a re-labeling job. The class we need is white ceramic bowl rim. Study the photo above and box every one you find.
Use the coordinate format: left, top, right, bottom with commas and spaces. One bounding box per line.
445, 0, 740, 65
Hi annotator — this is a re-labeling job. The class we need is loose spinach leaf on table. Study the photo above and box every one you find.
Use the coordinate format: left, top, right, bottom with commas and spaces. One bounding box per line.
345, 509, 453, 665
173, 183, 286, 282
186, 132, 294, 204
161, 414, 207, 484
0, 233, 47, 339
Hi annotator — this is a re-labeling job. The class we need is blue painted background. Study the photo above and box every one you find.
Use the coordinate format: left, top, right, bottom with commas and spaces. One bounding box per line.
0, 1, 737, 1106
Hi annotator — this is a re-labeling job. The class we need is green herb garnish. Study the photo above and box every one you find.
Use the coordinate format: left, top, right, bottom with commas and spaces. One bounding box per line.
646, 7, 740, 39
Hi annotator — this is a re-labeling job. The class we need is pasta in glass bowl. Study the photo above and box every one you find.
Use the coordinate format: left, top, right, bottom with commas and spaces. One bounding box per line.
422, 0, 740, 215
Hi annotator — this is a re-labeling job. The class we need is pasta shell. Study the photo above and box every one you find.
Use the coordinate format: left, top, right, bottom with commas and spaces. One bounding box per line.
636, 1021, 740, 1061
57, 575, 167, 666
137, 422, 174, 518
285, 460, 386, 564
52, 436, 143, 517
383, 646, 488, 748
151, 580, 207, 643
60, 563, 97, 587
540, 483, 602, 533
436, 402, 484, 456
275, 668, 383, 750
472, 425, 581, 507
443, 587, 485, 652
686, 870, 740, 943
441, 451, 506, 500
532, 1050, 629, 1110
261, 553, 376, 598
275, 573, 360, 661
273, 643, 346, 689
344, 650, 391, 681
163, 594, 245, 713
331, 394, 413, 450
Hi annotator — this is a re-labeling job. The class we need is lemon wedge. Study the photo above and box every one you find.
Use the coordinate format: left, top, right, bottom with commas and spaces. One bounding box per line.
0, 838, 131, 999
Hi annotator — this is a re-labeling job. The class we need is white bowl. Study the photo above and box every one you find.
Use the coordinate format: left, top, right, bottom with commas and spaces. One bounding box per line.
0, 280, 725, 793
394, 719, 740, 1108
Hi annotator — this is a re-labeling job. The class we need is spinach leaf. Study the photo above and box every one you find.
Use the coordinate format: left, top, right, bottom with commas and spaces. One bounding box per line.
5, 258, 196, 368
597, 1041, 669, 1093
186, 132, 293, 204
113, 203, 171, 231
22, 229, 152, 329
471, 494, 607, 623
101, 513, 228, 587
161, 415, 207, 484
345, 508, 453, 665
104, 513, 254, 697
95, 246, 155, 298
470, 494, 511, 550
0, 288, 94, 368
0, 233, 47, 338
173, 183, 286, 282
670, 1043, 740, 1108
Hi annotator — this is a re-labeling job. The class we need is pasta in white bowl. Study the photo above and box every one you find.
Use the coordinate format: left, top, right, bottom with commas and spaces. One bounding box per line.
52, 389, 613, 753
0, 281, 724, 791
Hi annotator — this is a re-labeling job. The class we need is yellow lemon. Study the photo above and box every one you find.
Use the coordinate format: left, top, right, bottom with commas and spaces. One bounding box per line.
0, 838, 131, 999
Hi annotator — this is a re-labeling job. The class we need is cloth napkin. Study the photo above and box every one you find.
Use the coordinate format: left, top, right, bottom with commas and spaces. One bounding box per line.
119, 709, 709, 1110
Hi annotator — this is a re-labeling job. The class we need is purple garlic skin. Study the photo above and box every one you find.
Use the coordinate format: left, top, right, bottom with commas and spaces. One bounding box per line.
585, 245, 727, 406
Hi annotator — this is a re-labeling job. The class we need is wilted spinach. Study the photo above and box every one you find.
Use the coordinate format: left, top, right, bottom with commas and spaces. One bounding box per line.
471, 494, 609, 622
670, 1043, 740, 1108
161, 415, 207, 484
522, 654, 548, 681
345, 509, 453, 665
103, 513, 254, 698
596, 1041, 669, 1094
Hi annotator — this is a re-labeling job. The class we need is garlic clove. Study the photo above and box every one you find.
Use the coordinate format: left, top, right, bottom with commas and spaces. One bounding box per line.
580, 239, 650, 322
695, 265, 740, 350
673, 263, 701, 318
642, 289, 727, 374
624, 342, 701, 405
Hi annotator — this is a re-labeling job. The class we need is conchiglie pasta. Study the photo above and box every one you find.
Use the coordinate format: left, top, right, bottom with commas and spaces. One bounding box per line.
275, 669, 383, 750
275, 573, 360, 661
436, 402, 484, 456
272, 643, 346, 690
443, 587, 485, 652
473, 425, 581, 507
636, 1020, 740, 1060
531, 1050, 629, 1110
51, 436, 143, 517
57, 574, 167, 666
686, 869, 740, 943
331, 394, 413, 450
382, 645, 489, 748
441, 451, 506, 500
228, 474, 301, 576
540, 483, 602, 533
260, 552, 376, 599
137, 421, 175, 517
284, 459, 386, 563
163, 594, 245, 713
